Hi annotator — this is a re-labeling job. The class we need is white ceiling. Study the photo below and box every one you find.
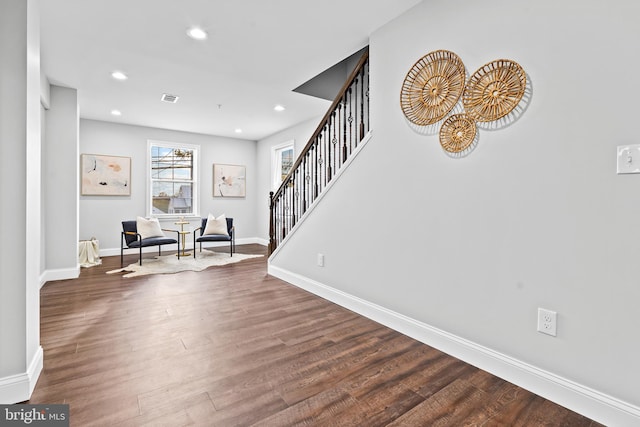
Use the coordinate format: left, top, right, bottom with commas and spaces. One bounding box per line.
39, 0, 421, 141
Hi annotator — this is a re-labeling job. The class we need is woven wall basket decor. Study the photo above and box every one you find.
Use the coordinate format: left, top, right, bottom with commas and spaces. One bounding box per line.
463, 59, 526, 122
400, 50, 466, 126
439, 113, 477, 153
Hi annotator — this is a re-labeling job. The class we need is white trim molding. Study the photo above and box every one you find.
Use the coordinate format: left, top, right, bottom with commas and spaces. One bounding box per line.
0, 346, 43, 404
40, 266, 80, 288
268, 264, 640, 427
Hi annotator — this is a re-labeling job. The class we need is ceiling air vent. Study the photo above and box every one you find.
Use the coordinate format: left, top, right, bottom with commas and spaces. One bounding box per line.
161, 93, 179, 103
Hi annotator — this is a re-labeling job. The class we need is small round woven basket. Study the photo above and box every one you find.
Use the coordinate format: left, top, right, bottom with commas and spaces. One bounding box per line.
439, 113, 477, 153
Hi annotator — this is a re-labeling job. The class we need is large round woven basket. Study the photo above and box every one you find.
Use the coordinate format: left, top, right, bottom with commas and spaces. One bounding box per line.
463, 59, 526, 122
400, 50, 466, 126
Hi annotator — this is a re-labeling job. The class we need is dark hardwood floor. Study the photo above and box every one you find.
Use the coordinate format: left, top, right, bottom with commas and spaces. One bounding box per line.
29, 244, 602, 426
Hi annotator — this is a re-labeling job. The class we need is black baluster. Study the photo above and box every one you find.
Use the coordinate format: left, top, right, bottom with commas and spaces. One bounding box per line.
342, 95, 348, 164
349, 87, 354, 155
293, 170, 297, 227
281, 185, 287, 240
360, 66, 365, 141
312, 144, 318, 199
354, 77, 359, 147
366, 60, 370, 134
303, 153, 308, 214
328, 112, 334, 181
318, 132, 323, 191
291, 174, 296, 228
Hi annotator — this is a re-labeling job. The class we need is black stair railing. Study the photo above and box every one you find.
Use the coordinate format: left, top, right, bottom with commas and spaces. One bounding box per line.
269, 48, 369, 255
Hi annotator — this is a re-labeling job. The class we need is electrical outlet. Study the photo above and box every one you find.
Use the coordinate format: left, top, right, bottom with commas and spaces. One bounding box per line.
317, 253, 324, 267
537, 308, 557, 337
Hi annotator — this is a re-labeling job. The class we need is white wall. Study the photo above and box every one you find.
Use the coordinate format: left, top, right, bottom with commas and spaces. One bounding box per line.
79, 119, 258, 253
0, 0, 43, 403
44, 85, 79, 278
269, 0, 640, 423
40, 76, 49, 277
256, 116, 322, 242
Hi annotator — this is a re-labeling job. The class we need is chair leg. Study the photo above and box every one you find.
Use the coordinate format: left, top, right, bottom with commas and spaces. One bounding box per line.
121, 233, 124, 267
139, 245, 142, 266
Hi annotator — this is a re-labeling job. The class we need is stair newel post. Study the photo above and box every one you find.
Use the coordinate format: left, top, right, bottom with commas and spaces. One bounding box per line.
269, 191, 275, 254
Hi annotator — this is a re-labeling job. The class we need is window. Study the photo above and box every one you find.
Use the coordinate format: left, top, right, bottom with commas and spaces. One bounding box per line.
147, 140, 199, 217
271, 140, 294, 190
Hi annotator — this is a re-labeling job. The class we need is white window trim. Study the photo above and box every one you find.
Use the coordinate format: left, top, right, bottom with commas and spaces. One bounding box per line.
146, 139, 200, 218
271, 140, 295, 191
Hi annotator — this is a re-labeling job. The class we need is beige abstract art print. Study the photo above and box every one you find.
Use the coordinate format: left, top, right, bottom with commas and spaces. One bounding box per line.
213, 164, 246, 197
81, 154, 131, 196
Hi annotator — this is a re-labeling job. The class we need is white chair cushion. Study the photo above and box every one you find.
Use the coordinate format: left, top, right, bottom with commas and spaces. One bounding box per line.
136, 216, 165, 240
203, 213, 229, 236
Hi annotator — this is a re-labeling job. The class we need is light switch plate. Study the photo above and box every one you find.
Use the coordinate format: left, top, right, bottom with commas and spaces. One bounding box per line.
617, 144, 640, 174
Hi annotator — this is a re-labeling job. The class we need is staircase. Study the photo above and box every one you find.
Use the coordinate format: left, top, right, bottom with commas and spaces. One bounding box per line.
269, 48, 370, 255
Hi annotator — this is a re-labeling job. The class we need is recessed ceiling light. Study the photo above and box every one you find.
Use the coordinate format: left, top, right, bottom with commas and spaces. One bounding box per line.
187, 27, 208, 40
234, 128, 242, 133
111, 71, 128, 81
274, 105, 285, 112
111, 109, 122, 116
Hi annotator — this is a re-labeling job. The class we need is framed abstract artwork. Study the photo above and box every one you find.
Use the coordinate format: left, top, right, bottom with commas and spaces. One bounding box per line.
81, 154, 131, 196
213, 163, 246, 197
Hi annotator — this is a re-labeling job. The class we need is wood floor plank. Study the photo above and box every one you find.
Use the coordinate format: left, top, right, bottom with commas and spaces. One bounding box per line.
27, 244, 602, 426
387, 379, 489, 426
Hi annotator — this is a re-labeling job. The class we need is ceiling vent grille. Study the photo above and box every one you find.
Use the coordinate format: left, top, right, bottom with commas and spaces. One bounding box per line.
161, 93, 179, 103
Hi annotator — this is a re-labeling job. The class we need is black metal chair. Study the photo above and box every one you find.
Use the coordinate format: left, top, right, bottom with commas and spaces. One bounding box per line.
193, 217, 235, 257
121, 220, 179, 266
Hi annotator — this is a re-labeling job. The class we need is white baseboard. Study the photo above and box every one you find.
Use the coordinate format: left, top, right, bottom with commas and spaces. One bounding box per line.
254, 237, 269, 246
0, 346, 43, 404
268, 264, 640, 427
40, 266, 80, 287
